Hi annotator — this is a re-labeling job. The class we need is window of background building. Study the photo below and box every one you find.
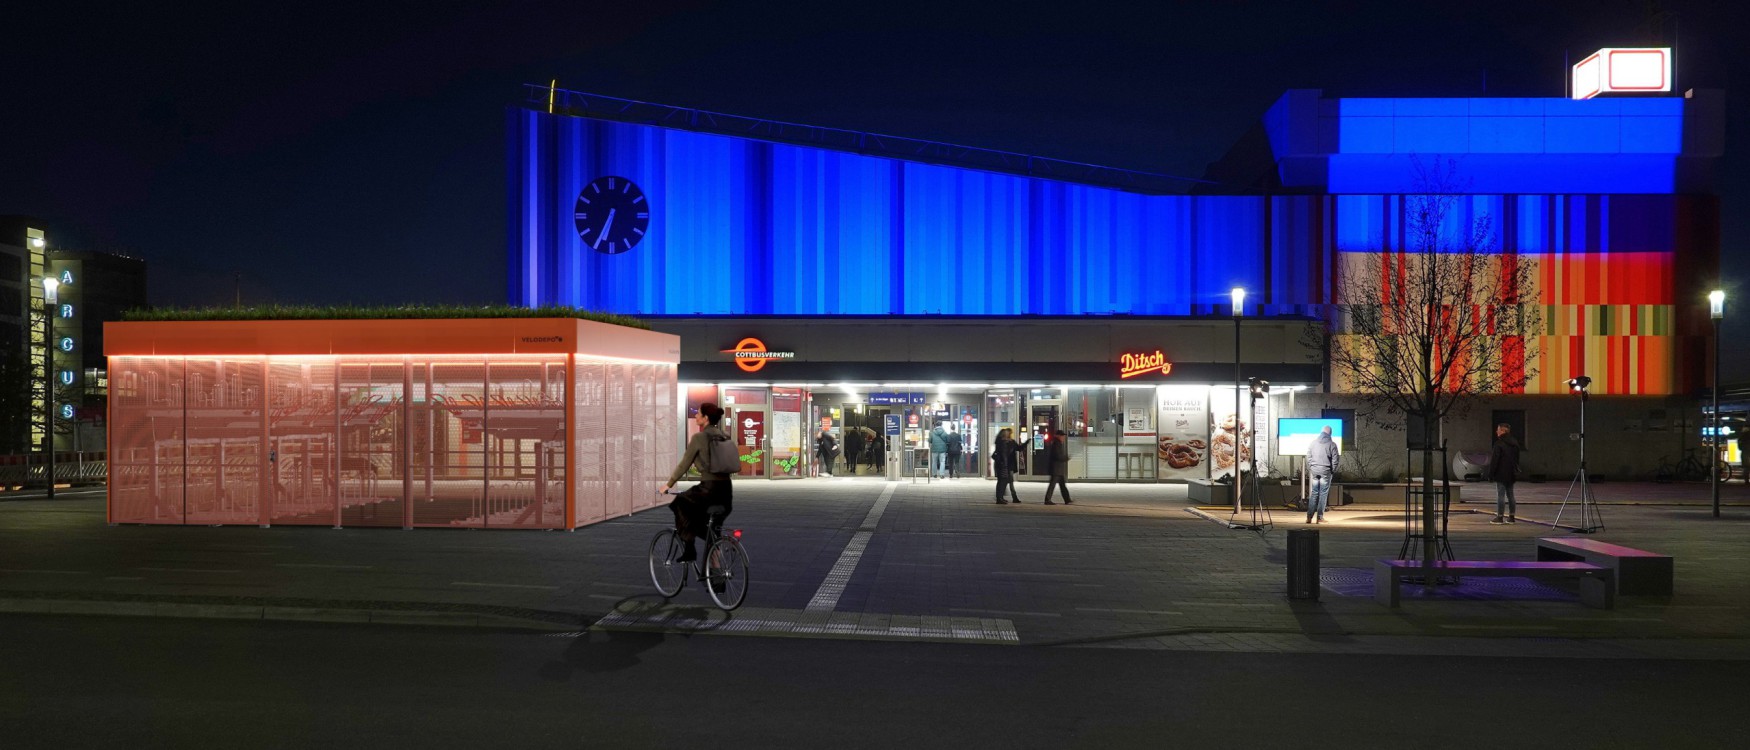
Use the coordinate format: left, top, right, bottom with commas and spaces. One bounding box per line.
1321, 408, 1357, 451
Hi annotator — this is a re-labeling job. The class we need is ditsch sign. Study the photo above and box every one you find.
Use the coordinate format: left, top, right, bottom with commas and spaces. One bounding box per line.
721, 337, 795, 372
1119, 350, 1172, 379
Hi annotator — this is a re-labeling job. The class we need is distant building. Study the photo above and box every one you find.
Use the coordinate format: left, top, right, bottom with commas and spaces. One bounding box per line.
0, 217, 148, 455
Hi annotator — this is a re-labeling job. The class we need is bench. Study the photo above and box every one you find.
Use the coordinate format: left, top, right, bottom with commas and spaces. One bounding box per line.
1536, 537, 1673, 596
1373, 559, 1615, 609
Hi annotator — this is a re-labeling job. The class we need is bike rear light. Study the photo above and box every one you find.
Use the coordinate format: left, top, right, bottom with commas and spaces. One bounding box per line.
732, 529, 742, 538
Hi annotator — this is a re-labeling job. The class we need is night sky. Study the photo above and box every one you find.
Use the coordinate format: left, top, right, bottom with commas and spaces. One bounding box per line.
4, 1, 1744, 318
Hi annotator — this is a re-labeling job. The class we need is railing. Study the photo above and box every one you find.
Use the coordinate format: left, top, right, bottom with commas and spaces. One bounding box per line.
0, 453, 109, 487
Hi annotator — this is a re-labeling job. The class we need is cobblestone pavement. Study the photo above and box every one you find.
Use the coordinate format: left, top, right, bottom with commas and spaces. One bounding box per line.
2, 479, 1746, 658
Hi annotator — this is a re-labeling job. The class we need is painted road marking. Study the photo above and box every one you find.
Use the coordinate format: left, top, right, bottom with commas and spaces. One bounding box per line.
1077, 607, 1186, 616
138, 567, 241, 574
804, 483, 896, 613
0, 569, 86, 575
275, 563, 375, 570
451, 581, 559, 590
950, 607, 1063, 618
593, 604, 1018, 644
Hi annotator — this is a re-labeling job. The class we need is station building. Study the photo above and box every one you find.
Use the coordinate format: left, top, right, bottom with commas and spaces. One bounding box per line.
508, 85, 1723, 484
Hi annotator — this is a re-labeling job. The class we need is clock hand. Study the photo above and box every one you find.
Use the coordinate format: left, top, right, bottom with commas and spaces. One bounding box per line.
594, 209, 616, 250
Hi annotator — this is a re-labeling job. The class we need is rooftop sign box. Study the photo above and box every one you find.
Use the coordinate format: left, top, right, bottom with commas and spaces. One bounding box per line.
1571, 47, 1671, 100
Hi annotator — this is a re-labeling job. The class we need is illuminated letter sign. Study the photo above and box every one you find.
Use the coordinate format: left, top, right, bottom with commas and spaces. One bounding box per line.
1119, 350, 1172, 379
1572, 47, 1670, 99
721, 337, 795, 373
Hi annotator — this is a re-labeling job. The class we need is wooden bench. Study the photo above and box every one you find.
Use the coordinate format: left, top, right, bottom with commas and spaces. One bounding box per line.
1536, 537, 1673, 596
1373, 559, 1615, 609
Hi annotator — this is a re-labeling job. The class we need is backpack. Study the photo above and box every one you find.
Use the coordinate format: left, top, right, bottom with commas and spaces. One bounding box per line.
704, 432, 741, 475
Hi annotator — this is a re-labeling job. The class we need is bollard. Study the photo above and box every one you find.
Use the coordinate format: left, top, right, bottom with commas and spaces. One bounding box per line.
1287, 528, 1320, 600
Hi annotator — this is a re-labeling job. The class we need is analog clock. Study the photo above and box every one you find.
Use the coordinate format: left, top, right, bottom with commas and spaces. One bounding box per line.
574, 176, 649, 254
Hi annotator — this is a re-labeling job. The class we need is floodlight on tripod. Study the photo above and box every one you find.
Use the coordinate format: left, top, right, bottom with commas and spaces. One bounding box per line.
1555, 374, 1605, 532
1229, 376, 1274, 532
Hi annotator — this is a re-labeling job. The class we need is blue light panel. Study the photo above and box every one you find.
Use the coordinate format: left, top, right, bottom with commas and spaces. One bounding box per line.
510, 110, 1299, 316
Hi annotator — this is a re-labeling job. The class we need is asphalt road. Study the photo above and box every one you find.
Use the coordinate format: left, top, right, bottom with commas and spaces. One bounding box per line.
1, 614, 1739, 749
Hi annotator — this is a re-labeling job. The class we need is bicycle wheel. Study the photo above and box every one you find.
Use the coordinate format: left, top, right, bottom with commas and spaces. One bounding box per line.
704, 537, 750, 611
648, 529, 687, 597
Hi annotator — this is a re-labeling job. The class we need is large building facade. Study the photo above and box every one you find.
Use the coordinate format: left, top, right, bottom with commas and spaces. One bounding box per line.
508, 86, 1722, 483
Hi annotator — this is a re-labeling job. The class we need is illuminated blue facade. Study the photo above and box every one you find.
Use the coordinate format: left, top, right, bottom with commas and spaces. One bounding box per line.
510, 89, 1720, 328
1261, 89, 1718, 195
509, 111, 1328, 316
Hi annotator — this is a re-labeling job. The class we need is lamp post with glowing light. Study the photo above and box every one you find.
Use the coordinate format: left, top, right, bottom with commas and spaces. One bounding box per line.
1711, 289, 1725, 518
43, 276, 59, 500
1232, 287, 1245, 513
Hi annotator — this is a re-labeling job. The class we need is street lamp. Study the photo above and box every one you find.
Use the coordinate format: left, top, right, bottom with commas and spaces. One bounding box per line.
43, 276, 59, 500
1711, 289, 1725, 518
1231, 287, 1245, 514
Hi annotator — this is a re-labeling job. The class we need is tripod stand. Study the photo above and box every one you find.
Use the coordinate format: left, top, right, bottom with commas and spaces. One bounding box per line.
1554, 388, 1605, 533
1229, 384, 1273, 532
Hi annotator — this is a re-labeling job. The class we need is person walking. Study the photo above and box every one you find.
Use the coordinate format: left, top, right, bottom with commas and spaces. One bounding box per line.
944, 424, 964, 479
843, 425, 865, 475
992, 427, 1023, 504
815, 429, 837, 478
1043, 429, 1074, 505
869, 427, 886, 475
929, 423, 949, 478
1488, 423, 1522, 524
1305, 425, 1339, 523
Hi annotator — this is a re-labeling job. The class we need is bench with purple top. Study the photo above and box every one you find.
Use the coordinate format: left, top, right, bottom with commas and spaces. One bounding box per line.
1536, 537, 1673, 596
1373, 559, 1615, 609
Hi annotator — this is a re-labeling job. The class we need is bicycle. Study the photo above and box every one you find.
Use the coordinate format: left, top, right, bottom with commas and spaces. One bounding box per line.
648, 490, 750, 611
1655, 447, 1732, 483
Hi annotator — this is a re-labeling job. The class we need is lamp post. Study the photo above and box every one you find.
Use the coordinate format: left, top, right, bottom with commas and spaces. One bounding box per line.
43, 276, 59, 500
1232, 287, 1246, 513
1710, 289, 1725, 518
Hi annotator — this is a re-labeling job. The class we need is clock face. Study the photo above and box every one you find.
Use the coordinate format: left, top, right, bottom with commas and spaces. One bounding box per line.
574, 176, 649, 254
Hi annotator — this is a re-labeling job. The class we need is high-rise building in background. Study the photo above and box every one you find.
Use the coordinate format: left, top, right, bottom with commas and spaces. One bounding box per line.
0, 217, 148, 456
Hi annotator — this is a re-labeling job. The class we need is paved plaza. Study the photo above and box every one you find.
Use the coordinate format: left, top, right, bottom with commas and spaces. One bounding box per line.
2, 478, 1747, 659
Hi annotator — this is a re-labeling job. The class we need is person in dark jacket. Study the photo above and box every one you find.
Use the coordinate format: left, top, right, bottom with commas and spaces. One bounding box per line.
992, 427, 1024, 504
843, 425, 865, 475
929, 424, 949, 478
1488, 423, 1522, 524
816, 430, 837, 478
1043, 429, 1073, 505
944, 425, 964, 479
1304, 425, 1340, 523
662, 402, 734, 562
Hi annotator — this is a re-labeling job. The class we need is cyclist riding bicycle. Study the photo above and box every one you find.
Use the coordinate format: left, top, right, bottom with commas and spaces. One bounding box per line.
662, 402, 735, 563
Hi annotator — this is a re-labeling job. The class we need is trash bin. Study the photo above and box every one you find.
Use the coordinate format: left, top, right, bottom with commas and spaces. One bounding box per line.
1287, 529, 1320, 600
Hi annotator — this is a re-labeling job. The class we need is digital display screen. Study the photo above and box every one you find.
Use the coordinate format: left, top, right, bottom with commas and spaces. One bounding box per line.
1277, 418, 1344, 457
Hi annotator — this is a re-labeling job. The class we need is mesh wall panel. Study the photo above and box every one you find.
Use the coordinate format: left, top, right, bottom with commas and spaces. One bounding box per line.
108, 357, 186, 524
573, 359, 607, 526
632, 364, 673, 512
337, 359, 406, 527
604, 363, 632, 518
183, 359, 266, 525
410, 357, 487, 527
482, 357, 566, 529
266, 360, 339, 525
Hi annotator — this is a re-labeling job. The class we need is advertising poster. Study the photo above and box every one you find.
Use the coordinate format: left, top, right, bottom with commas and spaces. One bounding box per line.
1208, 388, 1252, 481
771, 411, 802, 476
737, 411, 765, 477
1124, 406, 1152, 437
1155, 387, 1209, 480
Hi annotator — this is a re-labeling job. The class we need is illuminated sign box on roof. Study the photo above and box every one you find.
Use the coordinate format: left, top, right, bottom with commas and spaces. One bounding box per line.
1572, 48, 1671, 100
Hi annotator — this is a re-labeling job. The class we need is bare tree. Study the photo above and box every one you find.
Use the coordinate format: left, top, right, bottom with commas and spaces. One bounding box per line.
1306, 158, 1542, 572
